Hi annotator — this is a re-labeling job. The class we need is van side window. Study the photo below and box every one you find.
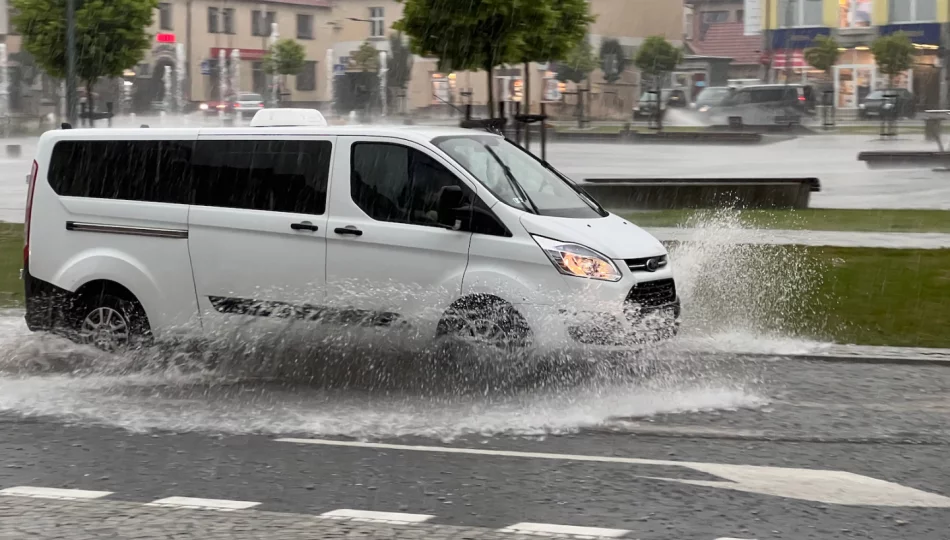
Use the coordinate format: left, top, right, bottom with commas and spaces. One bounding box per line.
48, 140, 194, 204
191, 139, 331, 214
350, 142, 461, 226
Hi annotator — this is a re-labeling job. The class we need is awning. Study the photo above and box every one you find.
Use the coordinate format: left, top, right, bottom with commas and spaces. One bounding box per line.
770, 50, 812, 69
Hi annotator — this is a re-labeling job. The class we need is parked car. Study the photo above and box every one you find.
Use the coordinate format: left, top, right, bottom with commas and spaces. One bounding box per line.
632, 89, 688, 120
229, 92, 266, 118
22, 109, 680, 355
858, 89, 915, 119
709, 84, 810, 126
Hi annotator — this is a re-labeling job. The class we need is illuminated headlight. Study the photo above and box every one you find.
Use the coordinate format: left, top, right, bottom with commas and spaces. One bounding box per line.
199, 103, 209, 110
532, 235, 622, 282
699, 105, 710, 112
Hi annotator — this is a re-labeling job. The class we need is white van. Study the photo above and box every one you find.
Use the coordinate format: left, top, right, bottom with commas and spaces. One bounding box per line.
22, 116, 679, 353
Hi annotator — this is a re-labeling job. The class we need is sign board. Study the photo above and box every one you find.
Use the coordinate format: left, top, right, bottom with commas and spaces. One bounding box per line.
200, 60, 211, 76
156, 33, 176, 43
879, 23, 941, 45
743, 0, 762, 36
542, 77, 561, 102
770, 27, 831, 50
334, 64, 346, 76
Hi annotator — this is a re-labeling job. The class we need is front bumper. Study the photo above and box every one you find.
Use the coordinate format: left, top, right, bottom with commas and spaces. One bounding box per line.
566, 278, 681, 346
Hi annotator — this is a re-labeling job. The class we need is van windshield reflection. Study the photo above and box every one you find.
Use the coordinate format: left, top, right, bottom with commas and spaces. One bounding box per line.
432, 135, 606, 219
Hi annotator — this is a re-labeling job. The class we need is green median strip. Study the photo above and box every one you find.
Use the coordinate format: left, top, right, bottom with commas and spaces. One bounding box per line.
626, 209, 950, 234
2, 223, 948, 348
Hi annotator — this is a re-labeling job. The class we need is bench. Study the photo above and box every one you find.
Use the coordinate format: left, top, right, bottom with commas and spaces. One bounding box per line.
580, 177, 821, 210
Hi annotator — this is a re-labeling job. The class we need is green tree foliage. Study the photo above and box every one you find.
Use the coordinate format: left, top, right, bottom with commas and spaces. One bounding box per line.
599, 38, 627, 84
387, 33, 413, 90
351, 41, 380, 72
555, 37, 597, 84
634, 35, 684, 88
264, 38, 307, 76
517, 0, 592, 64
12, 0, 157, 114
871, 32, 914, 87
803, 35, 841, 75
396, 0, 561, 116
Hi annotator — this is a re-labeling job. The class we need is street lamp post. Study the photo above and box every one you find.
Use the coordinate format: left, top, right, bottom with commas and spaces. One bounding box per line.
66, 0, 78, 125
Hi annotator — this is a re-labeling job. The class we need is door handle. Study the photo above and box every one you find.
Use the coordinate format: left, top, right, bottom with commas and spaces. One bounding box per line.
334, 226, 363, 236
291, 221, 319, 232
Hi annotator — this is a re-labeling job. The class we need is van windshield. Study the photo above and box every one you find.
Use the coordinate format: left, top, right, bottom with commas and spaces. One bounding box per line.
433, 135, 607, 219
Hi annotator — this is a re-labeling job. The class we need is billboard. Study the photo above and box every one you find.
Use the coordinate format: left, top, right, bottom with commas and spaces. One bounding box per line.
744, 0, 763, 36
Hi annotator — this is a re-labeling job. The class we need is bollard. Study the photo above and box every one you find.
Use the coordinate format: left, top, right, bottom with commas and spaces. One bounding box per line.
6, 144, 21, 158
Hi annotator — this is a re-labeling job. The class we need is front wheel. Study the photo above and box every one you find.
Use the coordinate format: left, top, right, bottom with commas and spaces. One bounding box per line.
74, 293, 150, 353
437, 299, 531, 352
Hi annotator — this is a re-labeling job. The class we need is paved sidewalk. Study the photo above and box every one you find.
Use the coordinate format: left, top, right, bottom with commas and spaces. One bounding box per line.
648, 227, 950, 249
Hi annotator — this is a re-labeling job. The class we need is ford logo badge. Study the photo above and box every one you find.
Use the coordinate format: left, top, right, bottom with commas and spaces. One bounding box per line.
645, 258, 659, 272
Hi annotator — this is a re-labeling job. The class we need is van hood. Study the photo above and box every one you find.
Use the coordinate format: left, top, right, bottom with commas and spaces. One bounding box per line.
519, 213, 666, 260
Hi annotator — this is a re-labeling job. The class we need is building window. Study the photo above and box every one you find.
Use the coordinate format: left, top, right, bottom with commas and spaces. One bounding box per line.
703, 11, 728, 23
7, 8, 19, 35
839, 0, 872, 27
208, 7, 219, 33
369, 7, 385, 38
890, 0, 937, 22
252, 10, 277, 36
737, 9, 744, 22
778, 0, 824, 27
296, 61, 317, 91
297, 14, 314, 39
159, 3, 173, 31
252, 62, 267, 94
223, 8, 235, 34
684, 12, 694, 39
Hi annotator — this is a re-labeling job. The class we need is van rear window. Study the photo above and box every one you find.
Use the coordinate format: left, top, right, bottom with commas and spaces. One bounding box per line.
47, 138, 333, 215
48, 140, 194, 204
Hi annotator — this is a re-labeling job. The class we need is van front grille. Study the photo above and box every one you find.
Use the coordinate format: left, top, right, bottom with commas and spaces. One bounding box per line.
624, 255, 668, 272
625, 278, 676, 309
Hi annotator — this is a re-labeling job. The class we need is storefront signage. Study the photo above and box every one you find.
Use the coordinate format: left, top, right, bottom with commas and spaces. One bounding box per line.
879, 23, 941, 46
770, 27, 831, 50
210, 47, 267, 61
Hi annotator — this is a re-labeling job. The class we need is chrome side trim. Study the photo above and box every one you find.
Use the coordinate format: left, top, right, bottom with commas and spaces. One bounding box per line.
65, 221, 188, 239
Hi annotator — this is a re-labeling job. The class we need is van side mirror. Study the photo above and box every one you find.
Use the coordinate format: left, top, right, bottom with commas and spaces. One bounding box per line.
437, 185, 466, 230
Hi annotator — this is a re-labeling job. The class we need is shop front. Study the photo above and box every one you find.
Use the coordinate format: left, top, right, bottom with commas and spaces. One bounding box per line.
879, 22, 942, 110
769, 27, 832, 83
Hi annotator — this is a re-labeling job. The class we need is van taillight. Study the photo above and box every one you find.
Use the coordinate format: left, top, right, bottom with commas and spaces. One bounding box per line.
24, 159, 38, 267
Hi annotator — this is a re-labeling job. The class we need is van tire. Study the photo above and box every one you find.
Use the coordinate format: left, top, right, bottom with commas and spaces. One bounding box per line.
72, 291, 151, 353
436, 296, 531, 351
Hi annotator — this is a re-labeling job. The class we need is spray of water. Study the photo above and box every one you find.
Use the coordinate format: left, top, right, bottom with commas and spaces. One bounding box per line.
0, 211, 827, 439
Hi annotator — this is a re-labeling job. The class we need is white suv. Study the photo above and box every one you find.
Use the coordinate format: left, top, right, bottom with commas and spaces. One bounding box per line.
22, 111, 679, 353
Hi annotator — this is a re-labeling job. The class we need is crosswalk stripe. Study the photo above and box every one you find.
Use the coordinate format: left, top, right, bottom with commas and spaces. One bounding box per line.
320, 509, 434, 523
499, 522, 631, 538
0, 486, 113, 500
146, 496, 261, 511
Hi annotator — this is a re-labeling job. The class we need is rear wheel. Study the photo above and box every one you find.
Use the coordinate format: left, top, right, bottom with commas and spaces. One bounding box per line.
73, 292, 151, 353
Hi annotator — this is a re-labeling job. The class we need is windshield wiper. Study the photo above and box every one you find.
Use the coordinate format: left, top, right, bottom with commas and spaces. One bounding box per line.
483, 144, 540, 215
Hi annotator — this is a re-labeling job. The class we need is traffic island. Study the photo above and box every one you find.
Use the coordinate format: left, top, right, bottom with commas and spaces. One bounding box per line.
857, 150, 950, 169
582, 177, 821, 210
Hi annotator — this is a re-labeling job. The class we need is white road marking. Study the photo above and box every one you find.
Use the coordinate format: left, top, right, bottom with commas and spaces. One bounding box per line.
0, 486, 113, 500
276, 438, 950, 508
319, 508, 434, 523
715, 538, 758, 540
500, 522, 631, 538
146, 496, 261, 511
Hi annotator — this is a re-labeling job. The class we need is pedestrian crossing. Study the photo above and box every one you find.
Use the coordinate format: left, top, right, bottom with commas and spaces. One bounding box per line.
0, 485, 757, 539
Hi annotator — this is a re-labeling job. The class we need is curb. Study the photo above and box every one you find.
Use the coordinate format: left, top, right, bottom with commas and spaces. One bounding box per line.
732, 351, 950, 367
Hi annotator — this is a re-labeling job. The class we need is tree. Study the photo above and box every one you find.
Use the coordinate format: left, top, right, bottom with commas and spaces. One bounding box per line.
599, 38, 627, 84
263, 38, 305, 105
871, 32, 914, 88
351, 41, 380, 72
515, 0, 593, 114
12, 0, 157, 123
396, 0, 557, 118
555, 37, 597, 84
803, 35, 840, 82
634, 36, 684, 131
387, 33, 414, 100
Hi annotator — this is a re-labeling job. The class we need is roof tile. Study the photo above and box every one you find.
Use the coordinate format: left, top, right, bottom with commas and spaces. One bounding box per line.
689, 22, 762, 65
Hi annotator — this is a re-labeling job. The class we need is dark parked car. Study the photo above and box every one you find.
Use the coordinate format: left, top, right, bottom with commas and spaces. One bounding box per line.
633, 89, 688, 120
858, 89, 915, 119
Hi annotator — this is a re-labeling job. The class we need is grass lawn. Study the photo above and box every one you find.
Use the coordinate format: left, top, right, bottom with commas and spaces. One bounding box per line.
0, 222, 23, 307
625, 209, 950, 234
0, 222, 947, 348
801, 246, 950, 348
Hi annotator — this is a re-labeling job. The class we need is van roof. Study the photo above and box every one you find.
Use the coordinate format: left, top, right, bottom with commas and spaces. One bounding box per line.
37, 124, 500, 146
